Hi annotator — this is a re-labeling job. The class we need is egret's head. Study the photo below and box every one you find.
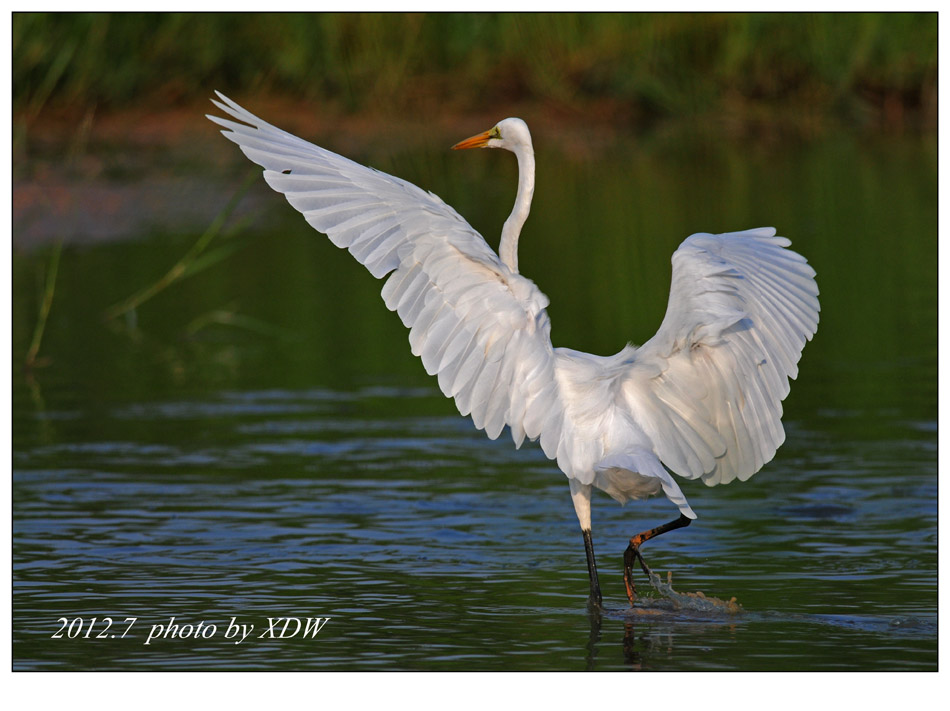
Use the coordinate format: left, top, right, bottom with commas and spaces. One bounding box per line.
452, 118, 532, 153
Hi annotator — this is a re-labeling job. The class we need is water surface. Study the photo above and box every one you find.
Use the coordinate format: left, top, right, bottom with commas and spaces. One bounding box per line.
12, 127, 937, 670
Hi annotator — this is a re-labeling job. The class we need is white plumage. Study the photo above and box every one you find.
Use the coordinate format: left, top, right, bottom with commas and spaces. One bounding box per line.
208, 93, 819, 605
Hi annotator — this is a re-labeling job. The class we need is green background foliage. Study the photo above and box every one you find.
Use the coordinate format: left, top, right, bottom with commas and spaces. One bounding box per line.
13, 12, 937, 130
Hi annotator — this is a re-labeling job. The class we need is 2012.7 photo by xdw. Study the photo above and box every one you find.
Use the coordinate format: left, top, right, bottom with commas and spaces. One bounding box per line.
11, 13, 937, 678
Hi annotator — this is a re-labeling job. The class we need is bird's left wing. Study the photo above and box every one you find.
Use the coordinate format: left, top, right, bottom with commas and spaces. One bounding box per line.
207, 93, 564, 455
622, 228, 819, 487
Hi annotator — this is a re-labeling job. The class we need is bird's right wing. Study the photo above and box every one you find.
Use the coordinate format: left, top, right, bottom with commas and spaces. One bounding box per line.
207, 93, 564, 455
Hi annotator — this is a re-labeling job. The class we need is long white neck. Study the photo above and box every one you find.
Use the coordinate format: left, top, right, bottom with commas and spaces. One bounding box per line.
499, 144, 535, 274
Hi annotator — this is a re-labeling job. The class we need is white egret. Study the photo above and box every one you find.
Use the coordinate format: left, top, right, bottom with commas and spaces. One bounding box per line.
208, 93, 819, 607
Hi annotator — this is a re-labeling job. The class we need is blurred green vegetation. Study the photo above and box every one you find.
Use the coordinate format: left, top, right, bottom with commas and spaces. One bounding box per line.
12, 12, 936, 131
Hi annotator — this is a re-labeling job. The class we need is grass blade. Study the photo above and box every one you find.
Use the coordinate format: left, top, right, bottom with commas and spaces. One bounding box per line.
25, 240, 63, 369
103, 169, 257, 322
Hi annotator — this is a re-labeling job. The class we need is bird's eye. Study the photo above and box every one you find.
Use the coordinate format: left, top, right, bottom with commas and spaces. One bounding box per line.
489, 126, 501, 139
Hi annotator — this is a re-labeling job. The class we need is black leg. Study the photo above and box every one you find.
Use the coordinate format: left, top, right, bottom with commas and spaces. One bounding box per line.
623, 514, 692, 606
582, 528, 602, 607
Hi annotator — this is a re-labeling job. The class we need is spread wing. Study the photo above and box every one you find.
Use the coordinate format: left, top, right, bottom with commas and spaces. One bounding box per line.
624, 228, 820, 486
207, 93, 565, 456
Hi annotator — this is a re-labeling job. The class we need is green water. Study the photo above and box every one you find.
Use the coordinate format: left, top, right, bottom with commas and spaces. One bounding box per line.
12, 126, 936, 670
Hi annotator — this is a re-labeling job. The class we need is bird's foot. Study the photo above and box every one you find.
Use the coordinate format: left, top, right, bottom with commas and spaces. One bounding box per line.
622, 515, 692, 606
623, 544, 638, 606
623, 539, 656, 607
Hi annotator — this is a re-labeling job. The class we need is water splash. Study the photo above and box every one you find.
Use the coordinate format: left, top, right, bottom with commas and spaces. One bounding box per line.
633, 571, 743, 615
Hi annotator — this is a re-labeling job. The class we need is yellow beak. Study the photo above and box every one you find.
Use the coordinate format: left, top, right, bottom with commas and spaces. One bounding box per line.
451, 129, 493, 150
